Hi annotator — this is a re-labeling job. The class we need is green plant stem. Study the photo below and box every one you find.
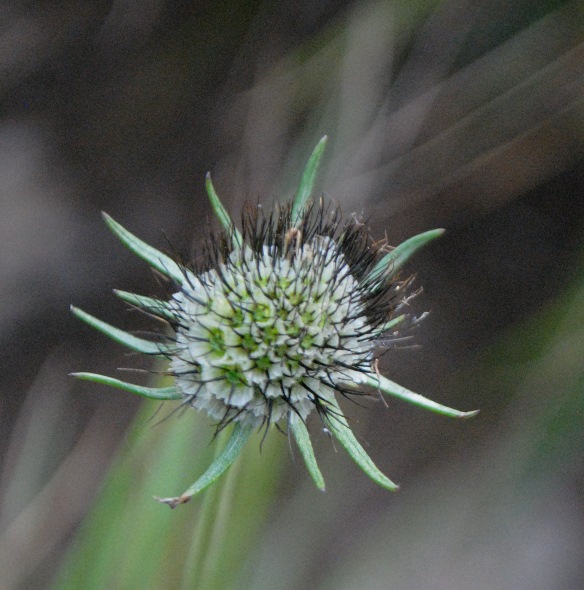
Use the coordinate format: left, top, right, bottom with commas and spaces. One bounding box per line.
198, 447, 243, 589
178, 427, 234, 590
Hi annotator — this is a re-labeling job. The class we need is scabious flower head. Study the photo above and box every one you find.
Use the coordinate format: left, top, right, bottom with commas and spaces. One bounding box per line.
72, 137, 477, 507
169, 201, 403, 431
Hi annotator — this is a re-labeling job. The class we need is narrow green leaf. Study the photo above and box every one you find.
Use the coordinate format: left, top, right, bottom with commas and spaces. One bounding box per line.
364, 373, 479, 419
291, 135, 328, 225
114, 290, 175, 321
102, 212, 187, 284
205, 173, 243, 249
324, 393, 399, 491
369, 229, 445, 282
71, 373, 183, 400
71, 306, 166, 355
156, 422, 254, 508
289, 415, 325, 491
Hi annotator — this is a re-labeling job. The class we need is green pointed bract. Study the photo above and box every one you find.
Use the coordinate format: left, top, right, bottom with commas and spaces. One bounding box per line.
289, 414, 325, 491
114, 290, 175, 321
364, 373, 479, 419
156, 423, 254, 508
369, 228, 445, 283
71, 372, 182, 400
71, 306, 166, 355
205, 173, 243, 249
102, 212, 188, 285
324, 393, 399, 491
291, 135, 328, 226
376, 314, 406, 335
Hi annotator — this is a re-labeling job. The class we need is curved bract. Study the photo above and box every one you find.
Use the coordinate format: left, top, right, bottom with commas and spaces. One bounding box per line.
72, 136, 478, 506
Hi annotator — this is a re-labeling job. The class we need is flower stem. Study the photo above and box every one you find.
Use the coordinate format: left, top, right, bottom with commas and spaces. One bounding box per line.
197, 447, 242, 589
178, 427, 234, 590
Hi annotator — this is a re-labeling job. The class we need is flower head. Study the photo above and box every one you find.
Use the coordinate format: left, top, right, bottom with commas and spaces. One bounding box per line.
170, 200, 403, 431
72, 137, 477, 507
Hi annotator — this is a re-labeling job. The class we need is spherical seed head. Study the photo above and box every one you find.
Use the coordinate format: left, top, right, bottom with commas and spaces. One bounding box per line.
168, 201, 405, 430
72, 135, 473, 501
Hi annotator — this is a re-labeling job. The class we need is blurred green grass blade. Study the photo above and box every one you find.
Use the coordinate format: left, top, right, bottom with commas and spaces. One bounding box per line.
52, 397, 285, 590
178, 427, 285, 590
52, 400, 209, 590
178, 428, 242, 590
157, 422, 254, 507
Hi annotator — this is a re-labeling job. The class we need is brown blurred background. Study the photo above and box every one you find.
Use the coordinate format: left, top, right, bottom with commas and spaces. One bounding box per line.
1, 1, 584, 588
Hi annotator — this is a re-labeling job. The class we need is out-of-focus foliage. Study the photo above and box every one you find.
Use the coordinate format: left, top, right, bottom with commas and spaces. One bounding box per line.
52, 400, 284, 590
248, 261, 584, 590
1, 0, 583, 588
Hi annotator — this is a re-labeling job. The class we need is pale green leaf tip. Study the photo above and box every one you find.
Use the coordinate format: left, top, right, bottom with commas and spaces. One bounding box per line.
113, 289, 141, 304
292, 135, 329, 224
324, 394, 399, 492
205, 172, 243, 248
378, 478, 399, 492
313, 134, 328, 153
69, 371, 102, 384
99, 211, 187, 285
293, 428, 326, 491
367, 374, 480, 420
71, 305, 164, 355
70, 305, 91, 324
395, 228, 445, 259
205, 171, 216, 194
458, 409, 480, 419
101, 211, 122, 234
399, 227, 443, 247
156, 423, 253, 508
70, 372, 183, 400
113, 290, 173, 319
70, 371, 108, 383
369, 228, 445, 283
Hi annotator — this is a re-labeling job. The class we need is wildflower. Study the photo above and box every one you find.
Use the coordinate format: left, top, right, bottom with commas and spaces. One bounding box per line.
72, 137, 477, 508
